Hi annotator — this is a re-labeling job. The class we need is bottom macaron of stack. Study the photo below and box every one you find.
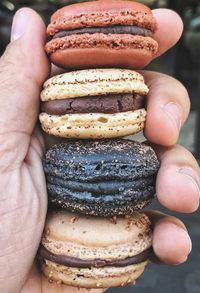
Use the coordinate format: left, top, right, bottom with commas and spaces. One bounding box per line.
38, 210, 152, 288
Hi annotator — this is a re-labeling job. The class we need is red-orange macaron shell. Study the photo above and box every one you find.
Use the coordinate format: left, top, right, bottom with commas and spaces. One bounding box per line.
46, 0, 158, 69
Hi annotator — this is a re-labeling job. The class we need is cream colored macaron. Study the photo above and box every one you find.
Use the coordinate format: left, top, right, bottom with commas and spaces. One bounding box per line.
38, 210, 152, 289
39, 68, 148, 139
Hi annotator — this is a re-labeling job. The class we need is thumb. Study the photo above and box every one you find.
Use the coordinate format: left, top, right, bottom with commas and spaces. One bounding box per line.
0, 8, 49, 169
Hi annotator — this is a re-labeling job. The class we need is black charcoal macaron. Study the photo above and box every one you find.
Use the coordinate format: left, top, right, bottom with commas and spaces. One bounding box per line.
44, 139, 159, 217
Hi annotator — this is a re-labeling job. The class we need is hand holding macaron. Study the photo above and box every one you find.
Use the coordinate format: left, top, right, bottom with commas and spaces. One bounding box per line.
0, 5, 199, 293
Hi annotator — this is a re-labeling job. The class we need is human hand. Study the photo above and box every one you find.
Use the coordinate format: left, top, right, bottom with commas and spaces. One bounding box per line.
0, 7, 199, 293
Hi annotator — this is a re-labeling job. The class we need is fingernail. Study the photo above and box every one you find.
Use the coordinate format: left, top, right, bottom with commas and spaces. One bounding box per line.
162, 102, 182, 130
181, 228, 192, 255
172, 225, 192, 260
11, 10, 28, 42
178, 167, 200, 197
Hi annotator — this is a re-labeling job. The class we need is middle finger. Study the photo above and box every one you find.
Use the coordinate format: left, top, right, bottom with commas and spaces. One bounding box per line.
141, 71, 190, 146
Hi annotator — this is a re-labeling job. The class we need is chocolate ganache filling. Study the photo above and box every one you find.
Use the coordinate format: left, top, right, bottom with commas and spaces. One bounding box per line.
39, 246, 151, 268
53, 25, 153, 39
41, 93, 144, 115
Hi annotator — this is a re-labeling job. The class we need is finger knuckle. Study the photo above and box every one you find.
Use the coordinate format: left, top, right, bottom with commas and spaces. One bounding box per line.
164, 76, 190, 110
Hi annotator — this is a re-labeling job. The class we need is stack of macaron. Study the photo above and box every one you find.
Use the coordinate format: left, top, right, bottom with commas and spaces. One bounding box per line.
38, 0, 160, 289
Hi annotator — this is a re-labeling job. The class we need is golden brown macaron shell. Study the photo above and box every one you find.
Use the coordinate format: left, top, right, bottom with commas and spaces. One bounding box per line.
46, 0, 158, 69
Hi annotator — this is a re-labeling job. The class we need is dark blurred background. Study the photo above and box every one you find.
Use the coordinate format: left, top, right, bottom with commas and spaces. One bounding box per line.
0, 1, 200, 292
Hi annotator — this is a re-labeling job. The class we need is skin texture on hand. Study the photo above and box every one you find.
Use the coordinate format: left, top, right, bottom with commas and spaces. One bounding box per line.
0, 9, 49, 293
0, 7, 199, 293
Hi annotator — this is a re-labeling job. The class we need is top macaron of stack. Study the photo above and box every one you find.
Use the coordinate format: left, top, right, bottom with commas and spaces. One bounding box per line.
46, 0, 158, 69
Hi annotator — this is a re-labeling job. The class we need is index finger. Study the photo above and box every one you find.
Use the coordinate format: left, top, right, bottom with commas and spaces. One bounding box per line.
153, 8, 183, 58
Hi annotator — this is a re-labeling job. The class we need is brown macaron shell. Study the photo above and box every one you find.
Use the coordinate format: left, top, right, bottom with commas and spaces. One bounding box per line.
39, 210, 152, 288
47, 40, 157, 70
47, 0, 157, 35
46, 0, 158, 69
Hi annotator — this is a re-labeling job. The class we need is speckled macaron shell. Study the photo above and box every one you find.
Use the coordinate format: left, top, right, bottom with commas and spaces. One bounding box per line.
39, 109, 146, 139
46, 0, 158, 69
44, 139, 159, 216
40, 69, 149, 101
40, 210, 152, 288
39, 69, 148, 138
